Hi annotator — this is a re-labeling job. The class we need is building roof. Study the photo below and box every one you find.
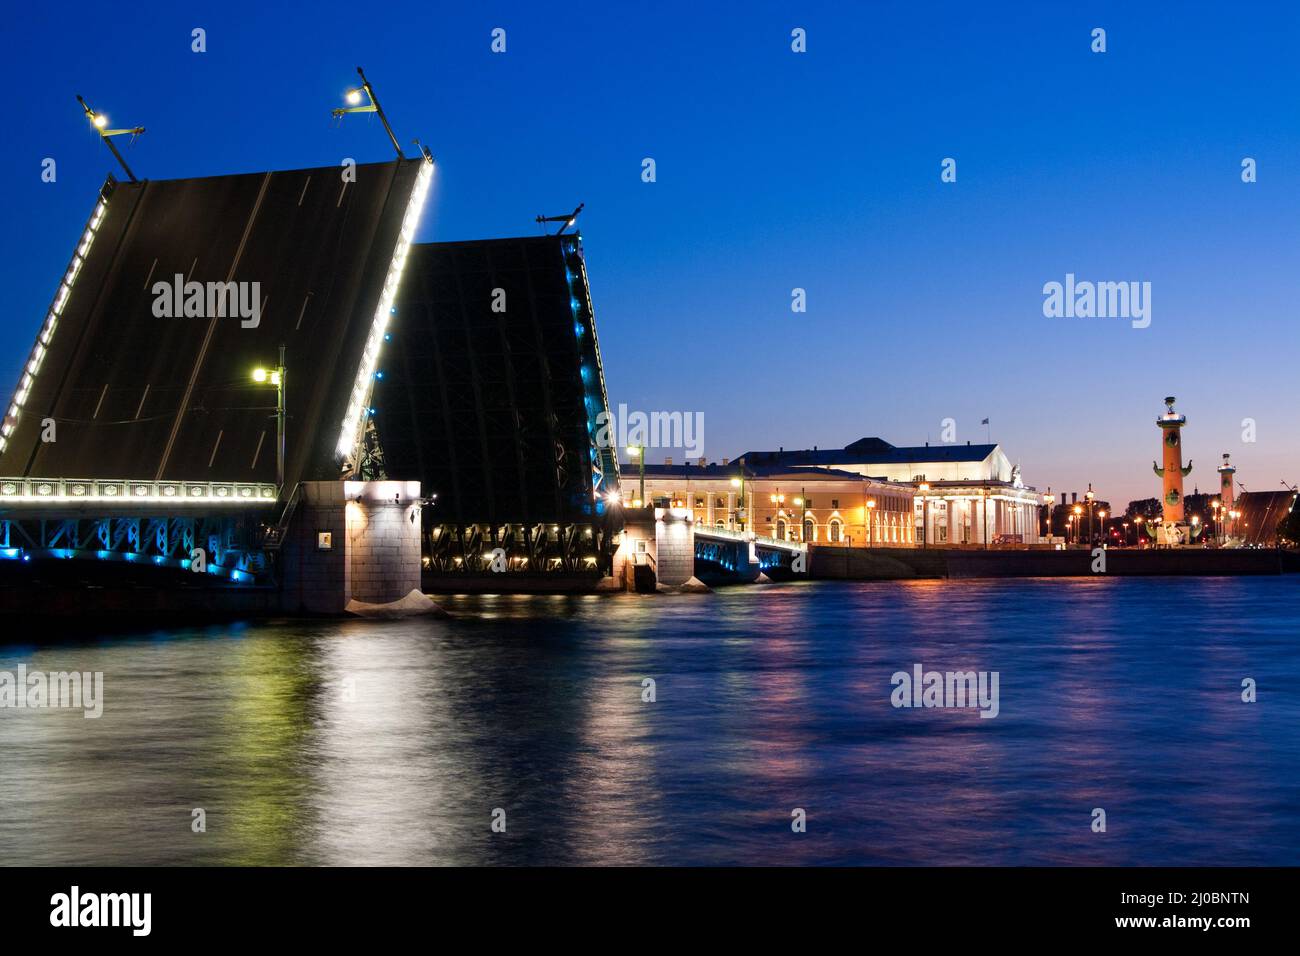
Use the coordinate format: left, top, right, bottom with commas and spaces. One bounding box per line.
735, 437, 999, 467
640, 462, 900, 483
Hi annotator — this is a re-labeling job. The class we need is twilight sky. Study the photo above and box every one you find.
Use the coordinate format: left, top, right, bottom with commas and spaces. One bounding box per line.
2, 0, 1296, 504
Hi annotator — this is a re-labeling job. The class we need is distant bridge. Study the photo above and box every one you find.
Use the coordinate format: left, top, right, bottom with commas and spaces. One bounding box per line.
690, 525, 808, 584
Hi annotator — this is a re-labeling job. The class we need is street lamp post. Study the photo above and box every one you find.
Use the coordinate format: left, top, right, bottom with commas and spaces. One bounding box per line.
1098, 510, 1107, 547
252, 345, 287, 489
627, 444, 645, 507
1134, 514, 1144, 548
1043, 493, 1055, 540
1072, 505, 1083, 547
1085, 487, 1095, 546
770, 491, 786, 540
77, 94, 146, 183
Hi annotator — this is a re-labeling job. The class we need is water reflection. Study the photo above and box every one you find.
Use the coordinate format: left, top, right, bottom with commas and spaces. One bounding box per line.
1, 577, 1297, 865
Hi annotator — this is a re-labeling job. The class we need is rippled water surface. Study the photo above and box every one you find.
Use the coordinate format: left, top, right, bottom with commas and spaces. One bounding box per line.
2, 577, 1297, 865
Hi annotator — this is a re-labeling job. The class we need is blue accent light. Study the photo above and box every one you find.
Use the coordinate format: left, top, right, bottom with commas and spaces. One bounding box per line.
375, 371, 385, 380
0, 548, 20, 560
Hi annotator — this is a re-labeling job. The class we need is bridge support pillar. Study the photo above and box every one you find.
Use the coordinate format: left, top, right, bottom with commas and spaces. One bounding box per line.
613, 506, 699, 591
654, 507, 695, 587
281, 480, 422, 613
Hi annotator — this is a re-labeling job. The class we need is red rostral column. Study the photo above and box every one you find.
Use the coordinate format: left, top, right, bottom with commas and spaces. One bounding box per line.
1218, 452, 1237, 537
1153, 396, 1192, 531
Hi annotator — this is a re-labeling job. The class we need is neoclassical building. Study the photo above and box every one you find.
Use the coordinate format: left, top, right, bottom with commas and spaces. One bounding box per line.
635, 462, 916, 547
731, 437, 1047, 546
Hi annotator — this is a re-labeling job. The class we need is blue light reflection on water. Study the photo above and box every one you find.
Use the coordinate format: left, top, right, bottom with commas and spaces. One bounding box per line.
0, 577, 1296, 866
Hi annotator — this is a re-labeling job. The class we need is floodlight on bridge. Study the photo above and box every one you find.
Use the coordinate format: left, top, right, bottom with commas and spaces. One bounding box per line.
76, 94, 145, 183
535, 203, 584, 236
331, 66, 404, 160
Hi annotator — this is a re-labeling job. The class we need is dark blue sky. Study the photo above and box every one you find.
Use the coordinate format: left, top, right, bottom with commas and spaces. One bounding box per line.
3, 1, 1297, 502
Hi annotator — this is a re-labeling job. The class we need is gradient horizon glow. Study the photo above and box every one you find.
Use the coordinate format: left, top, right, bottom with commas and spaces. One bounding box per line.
2, 0, 1296, 505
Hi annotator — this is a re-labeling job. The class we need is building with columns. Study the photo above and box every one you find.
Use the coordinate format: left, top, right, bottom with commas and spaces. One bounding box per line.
734, 437, 1046, 546
636, 462, 916, 547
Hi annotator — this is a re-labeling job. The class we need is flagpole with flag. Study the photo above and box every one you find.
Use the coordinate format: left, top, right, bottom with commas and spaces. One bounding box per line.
982, 418, 990, 443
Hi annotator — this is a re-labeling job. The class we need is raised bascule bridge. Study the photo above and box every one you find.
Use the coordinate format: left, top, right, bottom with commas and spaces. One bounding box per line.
0, 152, 717, 612
0, 144, 803, 613
0, 156, 436, 614
366, 234, 801, 592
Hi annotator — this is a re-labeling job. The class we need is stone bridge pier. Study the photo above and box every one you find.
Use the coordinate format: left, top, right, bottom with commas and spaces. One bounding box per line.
613, 506, 806, 591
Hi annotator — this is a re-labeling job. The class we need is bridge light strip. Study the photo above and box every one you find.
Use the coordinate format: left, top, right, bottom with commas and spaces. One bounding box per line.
0, 477, 278, 504
336, 158, 434, 461
1, 190, 110, 454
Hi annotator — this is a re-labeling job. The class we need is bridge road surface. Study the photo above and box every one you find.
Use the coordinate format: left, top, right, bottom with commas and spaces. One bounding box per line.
0, 158, 428, 489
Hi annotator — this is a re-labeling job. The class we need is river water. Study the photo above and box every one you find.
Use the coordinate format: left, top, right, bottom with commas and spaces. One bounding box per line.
1, 577, 1296, 865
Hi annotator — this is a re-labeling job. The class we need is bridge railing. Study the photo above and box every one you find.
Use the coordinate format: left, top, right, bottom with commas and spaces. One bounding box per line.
694, 525, 748, 542
693, 525, 805, 552
258, 482, 303, 551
